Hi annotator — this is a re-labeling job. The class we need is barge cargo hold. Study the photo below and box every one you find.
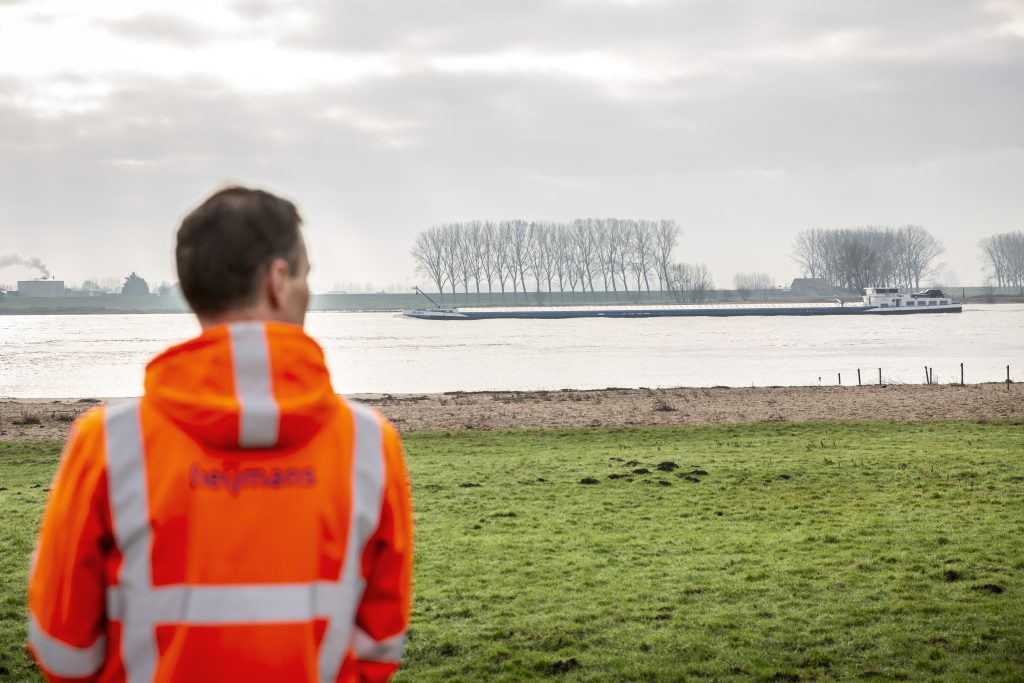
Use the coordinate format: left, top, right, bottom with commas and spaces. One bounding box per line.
403, 288, 963, 320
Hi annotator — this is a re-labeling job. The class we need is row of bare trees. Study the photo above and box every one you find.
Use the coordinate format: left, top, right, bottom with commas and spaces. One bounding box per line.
979, 231, 1024, 291
792, 225, 944, 291
733, 272, 776, 298
668, 263, 715, 302
411, 219, 683, 302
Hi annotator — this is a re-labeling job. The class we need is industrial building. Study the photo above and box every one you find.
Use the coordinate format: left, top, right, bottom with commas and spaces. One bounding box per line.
17, 280, 65, 297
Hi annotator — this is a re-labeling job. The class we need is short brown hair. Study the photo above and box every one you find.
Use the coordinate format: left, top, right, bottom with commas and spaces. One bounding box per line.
176, 187, 302, 316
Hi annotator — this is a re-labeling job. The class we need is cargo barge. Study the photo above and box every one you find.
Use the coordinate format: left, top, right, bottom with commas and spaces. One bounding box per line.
403, 288, 962, 320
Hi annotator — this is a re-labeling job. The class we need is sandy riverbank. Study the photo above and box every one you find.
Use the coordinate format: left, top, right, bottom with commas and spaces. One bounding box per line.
2, 384, 1021, 442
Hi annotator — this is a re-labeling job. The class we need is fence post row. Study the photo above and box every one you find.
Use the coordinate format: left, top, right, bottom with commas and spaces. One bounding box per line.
838, 364, 1012, 388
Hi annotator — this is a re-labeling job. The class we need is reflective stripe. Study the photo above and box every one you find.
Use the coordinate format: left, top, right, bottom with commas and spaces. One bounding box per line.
103, 395, 387, 683
352, 627, 406, 663
107, 581, 346, 624
105, 399, 157, 683
28, 613, 106, 678
318, 400, 386, 682
106, 401, 151, 588
229, 322, 280, 448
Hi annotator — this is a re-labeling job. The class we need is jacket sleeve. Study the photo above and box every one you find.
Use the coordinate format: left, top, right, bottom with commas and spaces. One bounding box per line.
27, 409, 112, 682
353, 418, 414, 683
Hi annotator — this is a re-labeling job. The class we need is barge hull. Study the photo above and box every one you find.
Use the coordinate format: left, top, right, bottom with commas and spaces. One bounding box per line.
404, 305, 963, 320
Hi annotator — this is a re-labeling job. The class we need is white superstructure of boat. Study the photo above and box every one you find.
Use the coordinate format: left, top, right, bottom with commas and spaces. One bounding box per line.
861, 288, 962, 312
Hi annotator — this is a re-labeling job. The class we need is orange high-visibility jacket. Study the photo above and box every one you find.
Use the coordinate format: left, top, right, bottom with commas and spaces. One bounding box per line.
28, 322, 413, 683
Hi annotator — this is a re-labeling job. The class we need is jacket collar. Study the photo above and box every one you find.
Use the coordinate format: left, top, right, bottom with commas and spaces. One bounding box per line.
144, 321, 339, 450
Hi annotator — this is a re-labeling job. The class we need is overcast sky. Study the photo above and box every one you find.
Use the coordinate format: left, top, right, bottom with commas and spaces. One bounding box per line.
1, 0, 1022, 291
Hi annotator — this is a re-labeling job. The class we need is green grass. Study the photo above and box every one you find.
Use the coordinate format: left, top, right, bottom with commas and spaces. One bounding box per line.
3, 421, 1023, 681
0, 442, 54, 682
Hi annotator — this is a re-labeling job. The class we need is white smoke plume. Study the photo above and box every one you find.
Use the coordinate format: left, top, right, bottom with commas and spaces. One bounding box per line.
0, 252, 51, 278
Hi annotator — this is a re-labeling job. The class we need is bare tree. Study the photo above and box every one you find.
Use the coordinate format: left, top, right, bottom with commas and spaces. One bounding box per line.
551, 224, 571, 300
669, 262, 713, 303
979, 231, 1024, 292
603, 219, 628, 293
895, 225, 944, 289
596, 219, 617, 292
411, 228, 447, 301
479, 221, 498, 300
463, 221, 485, 300
439, 224, 462, 297
561, 225, 581, 296
733, 272, 775, 299
496, 221, 517, 296
654, 220, 680, 292
630, 220, 656, 292
792, 229, 824, 279
503, 220, 534, 295
528, 222, 559, 300
571, 219, 599, 294
792, 225, 944, 292
451, 225, 475, 303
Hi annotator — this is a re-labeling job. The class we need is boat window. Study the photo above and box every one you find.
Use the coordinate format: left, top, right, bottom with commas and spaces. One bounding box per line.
941, 301, 948, 305
880, 303, 888, 307
928, 301, 936, 305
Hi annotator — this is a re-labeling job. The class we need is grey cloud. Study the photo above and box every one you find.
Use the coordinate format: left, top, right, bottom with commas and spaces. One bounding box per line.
277, 0, 1000, 59
3, 55, 1020, 225
2, 1, 1022, 286
99, 13, 214, 47
230, 0, 282, 21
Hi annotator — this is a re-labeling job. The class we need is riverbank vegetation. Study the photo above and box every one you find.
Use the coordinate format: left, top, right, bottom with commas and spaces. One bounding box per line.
409, 220, 958, 304
2, 421, 1022, 681
978, 231, 1024, 291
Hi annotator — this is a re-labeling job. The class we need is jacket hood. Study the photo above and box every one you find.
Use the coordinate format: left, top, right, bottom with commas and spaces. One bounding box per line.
144, 321, 339, 450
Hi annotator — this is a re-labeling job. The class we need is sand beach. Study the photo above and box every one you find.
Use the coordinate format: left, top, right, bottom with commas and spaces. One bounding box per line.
2, 383, 1020, 441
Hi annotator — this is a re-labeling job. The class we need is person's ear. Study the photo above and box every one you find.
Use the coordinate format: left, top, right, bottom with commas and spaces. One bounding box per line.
265, 258, 291, 311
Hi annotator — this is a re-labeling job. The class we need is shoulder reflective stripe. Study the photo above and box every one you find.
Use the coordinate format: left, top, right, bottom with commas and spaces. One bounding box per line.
318, 400, 386, 683
105, 399, 157, 683
229, 322, 280, 448
105, 400, 151, 589
352, 627, 406, 664
349, 402, 387, 553
28, 613, 106, 678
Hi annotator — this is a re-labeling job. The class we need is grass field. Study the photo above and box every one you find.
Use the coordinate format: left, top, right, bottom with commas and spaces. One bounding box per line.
2, 421, 1023, 681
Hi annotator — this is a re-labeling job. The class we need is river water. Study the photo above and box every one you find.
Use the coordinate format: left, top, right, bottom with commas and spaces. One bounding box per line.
1, 305, 1022, 397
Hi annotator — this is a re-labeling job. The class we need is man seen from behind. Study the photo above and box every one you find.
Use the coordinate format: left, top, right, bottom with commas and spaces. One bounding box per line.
28, 186, 413, 682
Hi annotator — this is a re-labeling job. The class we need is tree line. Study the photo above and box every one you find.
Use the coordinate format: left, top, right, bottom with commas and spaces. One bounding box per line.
411, 219, 713, 303
791, 225, 945, 291
411, 220, 1022, 301
978, 231, 1024, 291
